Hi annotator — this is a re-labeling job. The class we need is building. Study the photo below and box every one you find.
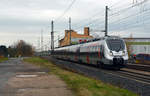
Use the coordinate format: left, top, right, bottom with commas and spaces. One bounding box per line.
59, 27, 93, 47
124, 38, 150, 55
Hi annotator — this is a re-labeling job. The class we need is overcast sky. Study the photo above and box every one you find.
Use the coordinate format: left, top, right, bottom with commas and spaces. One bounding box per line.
0, 0, 150, 50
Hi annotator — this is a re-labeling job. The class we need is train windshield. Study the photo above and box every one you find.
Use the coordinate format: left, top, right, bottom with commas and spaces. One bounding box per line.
106, 39, 125, 51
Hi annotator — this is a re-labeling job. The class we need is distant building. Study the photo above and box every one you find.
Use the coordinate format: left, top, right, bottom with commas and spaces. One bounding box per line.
59, 27, 93, 47
124, 38, 150, 55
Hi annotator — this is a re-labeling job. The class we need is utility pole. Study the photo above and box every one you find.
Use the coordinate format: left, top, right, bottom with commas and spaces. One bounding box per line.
105, 6, 108, 36
38, 37, 40, 51
69, 17, 72, 45
58, 35, 60, 47
41, 29, 43, 52
51, 20, 54, 51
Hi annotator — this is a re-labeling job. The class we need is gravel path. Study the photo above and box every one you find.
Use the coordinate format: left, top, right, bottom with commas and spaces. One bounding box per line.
0, 58, 74, 96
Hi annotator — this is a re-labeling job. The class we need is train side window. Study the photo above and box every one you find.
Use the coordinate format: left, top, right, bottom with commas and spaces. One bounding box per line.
101, 45, 104, 56
100, 45, 102, 51
102, 45, 104, 51
97, 46, 98, 51
94, 46, 96, 52
93, 46, 95, 52
93, 46, 94, 52
95, 46, 97, 52
84, 46, 86, 52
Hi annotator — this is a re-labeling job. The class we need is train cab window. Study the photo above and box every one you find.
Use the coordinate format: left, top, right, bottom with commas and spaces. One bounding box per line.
106, 39, 125, 51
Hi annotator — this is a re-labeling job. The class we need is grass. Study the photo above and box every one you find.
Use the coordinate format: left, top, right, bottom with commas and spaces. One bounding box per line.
0, 57, 8, 63
126, 42, 150, 45
24, 57, 138, 96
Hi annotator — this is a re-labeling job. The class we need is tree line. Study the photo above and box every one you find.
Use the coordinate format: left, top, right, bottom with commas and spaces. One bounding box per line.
0, 40, 34, 57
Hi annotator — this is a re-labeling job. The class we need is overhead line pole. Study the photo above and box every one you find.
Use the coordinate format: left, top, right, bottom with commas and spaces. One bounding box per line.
105, 6, 108, 36
58, 35, 60, 47
51, 20, 54, 51
41, 29, 43, 52
69, 17, 72, 45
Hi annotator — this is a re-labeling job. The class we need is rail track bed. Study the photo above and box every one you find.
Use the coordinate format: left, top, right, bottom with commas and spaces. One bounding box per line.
127, 63, 150, 72
115, 68, 150, 84
44, 56, 150, 96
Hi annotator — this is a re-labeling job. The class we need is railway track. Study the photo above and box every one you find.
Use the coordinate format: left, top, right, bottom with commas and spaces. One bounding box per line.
127, 63, 150, 72
45, 56, 150, 84
87, 67, 150, 85
64, 62, 150, 84
108, 69, 150, 84
75, 61, 150, 84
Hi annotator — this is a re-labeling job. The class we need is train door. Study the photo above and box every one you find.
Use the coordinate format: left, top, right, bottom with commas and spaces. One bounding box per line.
100, 45, 104, 59
86, 46, 90, 64
90, 46, 94, 64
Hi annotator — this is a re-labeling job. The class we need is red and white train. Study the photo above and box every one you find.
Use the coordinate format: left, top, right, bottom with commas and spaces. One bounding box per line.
53, 36, 128, 69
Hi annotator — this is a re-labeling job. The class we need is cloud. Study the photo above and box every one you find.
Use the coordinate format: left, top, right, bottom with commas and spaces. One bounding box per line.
0, 0, 150, 49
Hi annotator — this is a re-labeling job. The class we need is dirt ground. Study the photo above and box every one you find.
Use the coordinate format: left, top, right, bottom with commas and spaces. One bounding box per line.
2, 60, 74, 96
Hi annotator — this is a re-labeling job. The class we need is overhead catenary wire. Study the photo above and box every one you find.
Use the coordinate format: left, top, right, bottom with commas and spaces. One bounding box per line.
55, 1, 126, 36
58, 0, 150, 37
108, 2, 150, 30
40, 0, 77, 49
73, 3, 132, 32
73, 9, 105, 27
39, 1, 117, 49
75, 0, 150, 33
55, 0, 77, 22
110, 13, 150, 32
109, 0, 129, 8
41, 0, 150, 49
109, 0, 149, 18
88, 1, 150, 37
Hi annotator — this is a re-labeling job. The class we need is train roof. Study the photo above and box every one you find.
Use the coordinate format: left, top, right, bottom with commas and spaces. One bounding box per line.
55, 36, 122, 49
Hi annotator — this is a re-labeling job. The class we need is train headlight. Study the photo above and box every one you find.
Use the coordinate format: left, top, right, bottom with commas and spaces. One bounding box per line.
109, 51, 113, 56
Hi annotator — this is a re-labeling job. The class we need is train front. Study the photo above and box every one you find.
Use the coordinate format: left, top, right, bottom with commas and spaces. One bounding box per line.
104, 36, 128, 68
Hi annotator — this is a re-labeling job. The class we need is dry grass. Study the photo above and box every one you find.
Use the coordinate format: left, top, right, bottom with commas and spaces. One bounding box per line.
24, 57, 138, 96
0, 57, 8, 63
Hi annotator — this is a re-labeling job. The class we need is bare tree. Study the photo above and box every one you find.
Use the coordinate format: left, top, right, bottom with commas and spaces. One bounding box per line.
9, 40, 34, 57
